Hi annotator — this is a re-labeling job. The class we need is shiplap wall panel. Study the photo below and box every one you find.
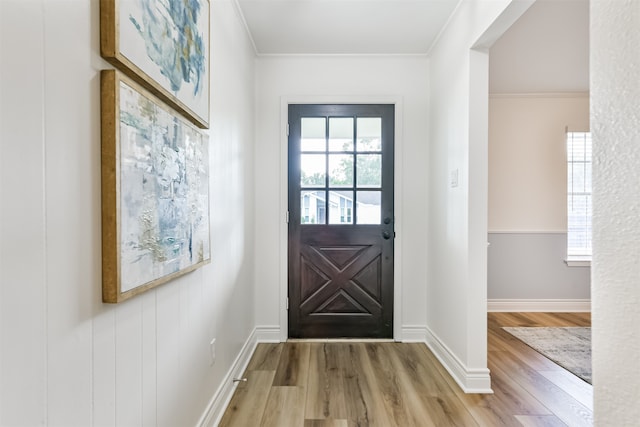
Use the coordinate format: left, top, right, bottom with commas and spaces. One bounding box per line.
115, 300, 144, 426
156, 282, 183, 427
0, 0, 257, 425
0, 1, 47, 425
92, 310, 116, 427
141, 292, 158, 427
44, 0, 96, 424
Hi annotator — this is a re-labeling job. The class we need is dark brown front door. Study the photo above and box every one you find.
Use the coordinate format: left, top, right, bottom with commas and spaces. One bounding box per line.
288, 104, 394, 338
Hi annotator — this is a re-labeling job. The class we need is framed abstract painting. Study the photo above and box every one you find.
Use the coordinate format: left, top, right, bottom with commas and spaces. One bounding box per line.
101, 70, 210, 303
101, 0, 210, 129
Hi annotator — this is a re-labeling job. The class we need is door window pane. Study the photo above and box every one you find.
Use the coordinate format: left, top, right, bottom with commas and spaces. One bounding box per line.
301, 117, 326, 151
357, 117, 382, 152
329, 154, 353, 187
329, 117, 353, 151
328, 191, 353, 224
356, 154, 381, 188
356, 191, 381, 224
301, 191, 326, 224
301, 154, 326, 187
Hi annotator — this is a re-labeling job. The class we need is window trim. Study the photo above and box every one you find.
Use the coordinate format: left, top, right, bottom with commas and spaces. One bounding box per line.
566, 130, 592, 266
565, 257, 591, 267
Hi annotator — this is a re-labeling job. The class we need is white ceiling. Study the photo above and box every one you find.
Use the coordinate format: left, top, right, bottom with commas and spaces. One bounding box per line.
235, 0, 589, 93
236, 0, 460, 55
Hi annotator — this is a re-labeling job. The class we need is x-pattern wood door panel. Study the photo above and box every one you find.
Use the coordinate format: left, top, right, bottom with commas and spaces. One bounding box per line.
299, 243, 382, 317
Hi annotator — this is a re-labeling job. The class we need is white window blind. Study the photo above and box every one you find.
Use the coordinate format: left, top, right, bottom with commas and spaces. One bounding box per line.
567, 131, 592, 258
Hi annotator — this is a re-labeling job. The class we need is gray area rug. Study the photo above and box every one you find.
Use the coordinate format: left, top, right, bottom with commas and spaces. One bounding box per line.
502, 326, 592, 384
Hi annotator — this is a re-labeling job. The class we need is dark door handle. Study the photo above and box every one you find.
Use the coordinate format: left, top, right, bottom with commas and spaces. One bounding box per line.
382, 231, 391, 240
384, 217, 392, 224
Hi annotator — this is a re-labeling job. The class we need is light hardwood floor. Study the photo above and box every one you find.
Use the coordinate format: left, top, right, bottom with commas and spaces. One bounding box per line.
219, 313, 592, 426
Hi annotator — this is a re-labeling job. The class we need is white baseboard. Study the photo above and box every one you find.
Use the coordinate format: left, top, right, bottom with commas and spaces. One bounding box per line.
254, 325, 282, 343
488, 299, 591, 312
400, 325, 428, 342
424, 327, 493, 394
196, 329, 259, 427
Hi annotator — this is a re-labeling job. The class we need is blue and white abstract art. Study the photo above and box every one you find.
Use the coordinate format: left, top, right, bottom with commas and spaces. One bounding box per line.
118, 77, 210, 293
117, 0, 210, 127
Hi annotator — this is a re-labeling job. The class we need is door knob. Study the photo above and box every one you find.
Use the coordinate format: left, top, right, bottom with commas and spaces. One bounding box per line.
382, 231, 391, 240
383, 217, 392, 224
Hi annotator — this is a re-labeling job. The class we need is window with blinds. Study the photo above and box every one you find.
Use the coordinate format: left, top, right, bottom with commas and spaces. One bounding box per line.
567, 131, 592, 258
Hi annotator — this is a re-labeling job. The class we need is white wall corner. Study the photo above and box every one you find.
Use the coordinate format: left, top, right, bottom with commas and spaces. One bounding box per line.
487, 299, 592, 312
197, 329, 259, 427
424, 327, 493, 394
400, 325, 428, 342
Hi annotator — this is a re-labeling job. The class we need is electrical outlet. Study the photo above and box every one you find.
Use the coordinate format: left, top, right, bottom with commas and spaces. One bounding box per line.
210, 339, 216, 365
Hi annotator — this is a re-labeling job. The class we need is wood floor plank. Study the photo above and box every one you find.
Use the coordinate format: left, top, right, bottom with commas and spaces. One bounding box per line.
515, 415, 569, 427
495, 312, 535, 327
246, 343, 284, 371
304, 343, 348, 420
410, 344, 521, 426
383, 343, 443, 396
489, 312, 592, 426
488, 328, 512, 352
490, 351, 593, 427
341, 343, 395, 426
272, 342, 311, 386
456, 362, 555, 426
496, 328, 565, 372
362, 343, 436, 427
260, 386, 306, 427
303, 419, 349, 427
485, 357, 552, 416
523, 313, 559, 326
491, 312, 518, 326
386, 343, 480, 426
218, 370, 276, 427
538, 369, 593, 411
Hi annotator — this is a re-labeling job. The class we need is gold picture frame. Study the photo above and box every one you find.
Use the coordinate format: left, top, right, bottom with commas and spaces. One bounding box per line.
101, 0, 210, 129
101, 70, 211, 303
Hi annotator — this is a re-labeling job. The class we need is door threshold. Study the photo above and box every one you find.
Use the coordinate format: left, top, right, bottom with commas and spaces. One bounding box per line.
287, 338, 396, 343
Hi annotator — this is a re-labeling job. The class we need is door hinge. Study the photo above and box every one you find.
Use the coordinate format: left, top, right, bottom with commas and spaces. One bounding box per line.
286, 123, 290, 137
286, 210, 290, 223
286, 298, 289, 310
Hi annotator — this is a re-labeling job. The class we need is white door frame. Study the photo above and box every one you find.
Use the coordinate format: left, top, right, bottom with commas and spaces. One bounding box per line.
278, 95, 404, 341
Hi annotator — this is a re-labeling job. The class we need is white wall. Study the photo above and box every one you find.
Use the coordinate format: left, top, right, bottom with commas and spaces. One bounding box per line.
0, 0, 256, 425
487, 94, 591, 303
489, 94, 590, 232
591, 0, 640, 424
253, 55, 430, 338
488, 0, 590, 94
427, 0, 532, 391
